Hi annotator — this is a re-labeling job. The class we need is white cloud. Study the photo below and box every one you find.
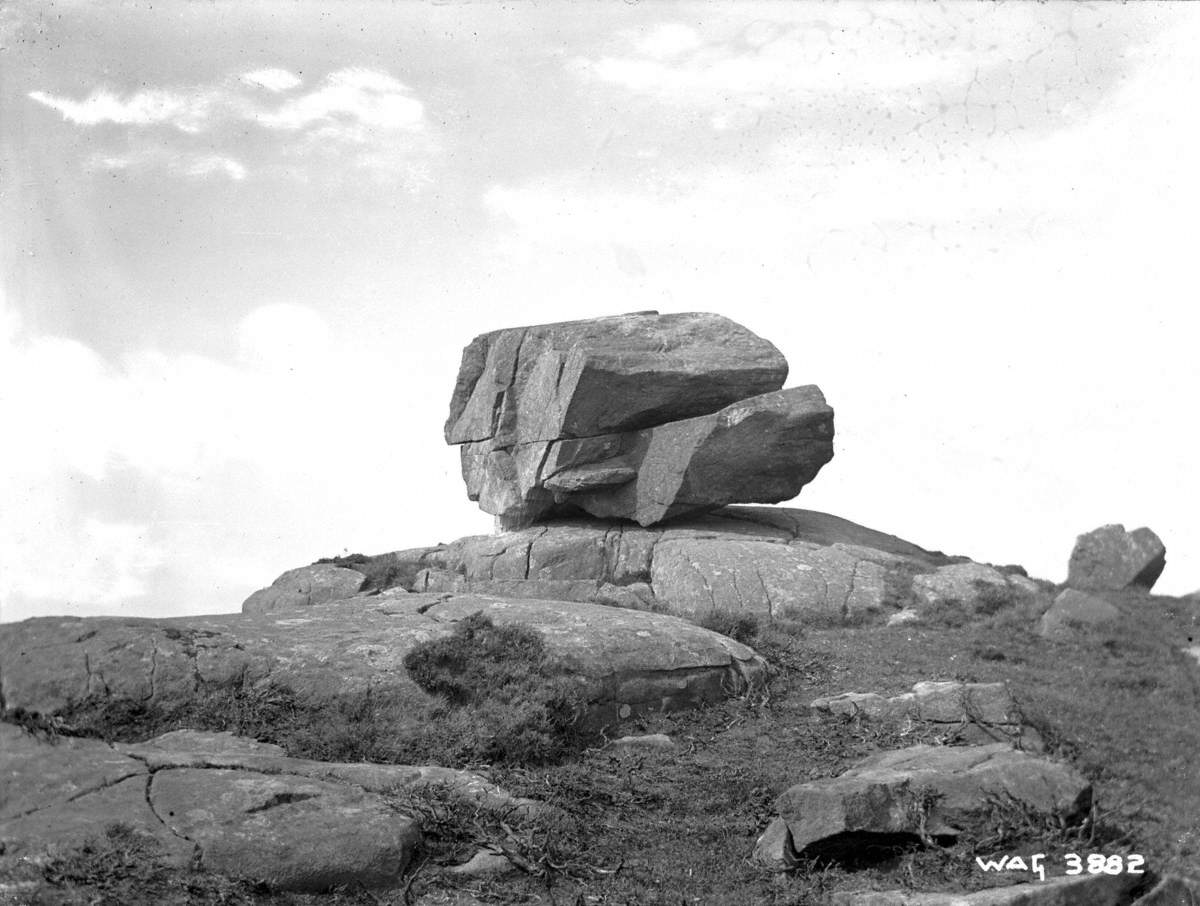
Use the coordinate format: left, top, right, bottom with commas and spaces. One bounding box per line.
89, 149, 247, 181
634, 23, 703, 59
0, 298, 484, 622
28, 67, 432, 185
241, 68, 303, 92
28, 87, 219, 132
236, 303, 331, 372
256, 69, 425, 134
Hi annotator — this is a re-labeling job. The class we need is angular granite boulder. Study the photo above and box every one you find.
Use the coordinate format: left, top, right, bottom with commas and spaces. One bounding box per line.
755, 743, 1091, 866
445, 311, 788, 447
1067, 524, 1166, 592
445, 312, 834, 528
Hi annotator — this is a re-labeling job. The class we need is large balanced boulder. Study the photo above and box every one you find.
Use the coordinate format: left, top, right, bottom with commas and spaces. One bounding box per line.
250, 506, 961, 627
754, 743, 1091, 866
0, 594, 764, 729
0, 726, 538, 891
445, 312, 834, 528
1066, 524, 1166, 592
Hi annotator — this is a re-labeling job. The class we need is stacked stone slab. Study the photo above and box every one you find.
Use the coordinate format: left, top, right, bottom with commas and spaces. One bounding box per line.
445, 311, 835, 529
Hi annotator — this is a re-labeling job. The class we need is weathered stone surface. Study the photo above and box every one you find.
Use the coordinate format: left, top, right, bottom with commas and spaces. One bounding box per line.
444, 312, 840, 528
0, 726, 545, 891
811, 682, 1021, 725
153, 767, 419, 891
0, 595, 764, 729
354, 506, 953, 628
761, 744, 1091, 862
242, 564, 367, 615
912, 562, 1040, 605
752, 816, 798, 870
1067, 524, 1166, 592
1131, 874, 1200, 905
460, 385, 835, 528
829, 872, 1139, 905
1038, 589, 1122, 638
811, 682, 1040, 750
445, 311, 788, 447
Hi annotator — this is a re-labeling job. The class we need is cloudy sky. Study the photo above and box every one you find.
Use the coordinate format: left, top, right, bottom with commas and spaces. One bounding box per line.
2, 1, 1198, 623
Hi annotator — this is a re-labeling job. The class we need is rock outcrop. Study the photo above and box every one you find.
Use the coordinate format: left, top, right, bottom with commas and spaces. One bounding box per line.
240, 564, 367, 614
244, 506, 963, 627
1067, 524, 1166, 592
445, 312, 834, 528
754, 743, 1091, 867
0, 595, 764, 729
0, 726, 540, 891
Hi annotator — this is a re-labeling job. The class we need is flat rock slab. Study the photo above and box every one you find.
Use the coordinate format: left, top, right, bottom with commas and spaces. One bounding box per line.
812, 681, 1019, 722
829, 872, 1140, 905
0, 595, 763, 729
759, 743, 1091, 863
1067, 524, 1166, 592
1, 724, 544, 888
288, 506, 955, 628
810, 681, 1038, 748
0, 727, 541, 891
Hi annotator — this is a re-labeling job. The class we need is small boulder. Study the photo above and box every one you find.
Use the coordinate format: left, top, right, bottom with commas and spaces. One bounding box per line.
1038, 588, 1122, 638
758, 743, 1090, 865
1067, 524, 1166, 592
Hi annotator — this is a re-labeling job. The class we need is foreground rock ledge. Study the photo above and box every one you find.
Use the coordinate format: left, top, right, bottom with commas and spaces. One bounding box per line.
0, 726, 542, 891
755, 743, 1092, 866
0, 595, 764, 727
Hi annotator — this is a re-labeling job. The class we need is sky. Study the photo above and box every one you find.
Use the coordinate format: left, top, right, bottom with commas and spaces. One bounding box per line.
2, 1, 1199, 623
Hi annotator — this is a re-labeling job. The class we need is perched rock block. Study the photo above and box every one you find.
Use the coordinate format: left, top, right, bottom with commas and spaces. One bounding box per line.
460, 385, 834, 528
445, 311, 788, 446
761, 743, 1090, 862
446, 312, 835, 528
1067, 524, 1166, 592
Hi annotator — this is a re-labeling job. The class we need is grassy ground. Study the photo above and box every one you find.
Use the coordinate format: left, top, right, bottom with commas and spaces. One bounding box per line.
5, 588, 1199, 905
